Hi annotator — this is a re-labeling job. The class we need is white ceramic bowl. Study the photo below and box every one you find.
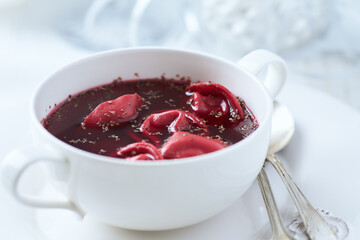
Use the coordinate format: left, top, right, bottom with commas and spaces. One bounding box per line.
1, 48, 286, 230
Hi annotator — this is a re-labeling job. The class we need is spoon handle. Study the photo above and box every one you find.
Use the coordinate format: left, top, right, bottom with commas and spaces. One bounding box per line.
266, 153, 338, 240
257, 168, 294, 239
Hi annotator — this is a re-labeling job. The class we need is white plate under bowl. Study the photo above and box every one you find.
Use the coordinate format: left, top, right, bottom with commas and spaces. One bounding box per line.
0, 83, 359, 239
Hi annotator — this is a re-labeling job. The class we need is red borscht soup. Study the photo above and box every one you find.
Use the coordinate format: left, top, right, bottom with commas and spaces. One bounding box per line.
42, 78, 258, 160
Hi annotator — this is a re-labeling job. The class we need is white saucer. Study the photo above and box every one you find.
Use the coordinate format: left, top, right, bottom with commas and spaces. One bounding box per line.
0, 83, 359, 239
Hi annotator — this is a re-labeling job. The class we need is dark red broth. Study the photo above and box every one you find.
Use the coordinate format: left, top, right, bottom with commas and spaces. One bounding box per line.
42, 78, 258, 158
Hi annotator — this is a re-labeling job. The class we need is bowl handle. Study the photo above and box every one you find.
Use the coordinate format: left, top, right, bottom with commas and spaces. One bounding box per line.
1, 145, 84, 217
237, 49, 287, 99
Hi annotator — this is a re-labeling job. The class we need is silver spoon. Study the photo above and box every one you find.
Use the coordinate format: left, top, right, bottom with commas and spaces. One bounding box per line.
258, 101, 338, 240
258, 167, 295, 240
257, 101, 296, 240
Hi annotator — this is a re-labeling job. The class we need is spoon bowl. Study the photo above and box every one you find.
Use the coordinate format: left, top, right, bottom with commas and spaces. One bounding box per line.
269, 101, 295, 154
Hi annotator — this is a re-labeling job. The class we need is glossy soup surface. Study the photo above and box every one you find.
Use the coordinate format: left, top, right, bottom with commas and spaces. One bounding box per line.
43, 78, 258, 159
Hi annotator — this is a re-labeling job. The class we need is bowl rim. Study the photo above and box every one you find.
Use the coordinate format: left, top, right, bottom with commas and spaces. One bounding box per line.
31, 47, 273, 166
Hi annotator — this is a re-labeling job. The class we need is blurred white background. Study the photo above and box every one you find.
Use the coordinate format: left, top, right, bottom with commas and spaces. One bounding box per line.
1, 0, 360, 111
